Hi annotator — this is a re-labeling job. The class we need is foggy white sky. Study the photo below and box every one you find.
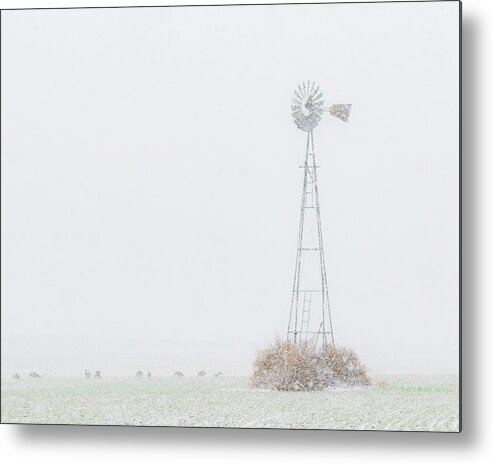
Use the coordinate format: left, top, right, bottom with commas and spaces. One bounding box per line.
1, 2, 459, 375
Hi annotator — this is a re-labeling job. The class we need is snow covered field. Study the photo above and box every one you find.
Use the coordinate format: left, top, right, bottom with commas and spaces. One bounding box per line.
0, 375, 459, 431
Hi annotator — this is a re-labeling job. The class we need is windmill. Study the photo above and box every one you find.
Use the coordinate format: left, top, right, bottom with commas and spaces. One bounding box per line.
287, 81, 351, 347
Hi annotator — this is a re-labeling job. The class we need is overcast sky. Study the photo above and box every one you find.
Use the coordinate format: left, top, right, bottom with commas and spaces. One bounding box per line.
1, 2, 460, 375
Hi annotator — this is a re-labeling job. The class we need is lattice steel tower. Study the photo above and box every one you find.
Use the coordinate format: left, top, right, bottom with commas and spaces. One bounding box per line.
287, 81, 351, 347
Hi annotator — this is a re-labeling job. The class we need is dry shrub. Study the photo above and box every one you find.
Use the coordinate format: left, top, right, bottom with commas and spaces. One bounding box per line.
318, 344, 371, 387
251, 338, 370, 391
251, 339, 319, 391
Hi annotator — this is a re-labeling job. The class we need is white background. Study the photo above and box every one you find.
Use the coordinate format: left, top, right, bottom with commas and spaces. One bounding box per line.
0, 0, 491, 463
1, 0, 459, 377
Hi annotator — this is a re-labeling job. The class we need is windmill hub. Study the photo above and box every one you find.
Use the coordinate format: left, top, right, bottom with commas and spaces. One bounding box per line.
291, 81, 325, 132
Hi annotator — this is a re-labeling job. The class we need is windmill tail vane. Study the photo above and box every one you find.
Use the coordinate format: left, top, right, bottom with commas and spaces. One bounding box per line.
326, 104, 352, 122
287, 81, 351, 348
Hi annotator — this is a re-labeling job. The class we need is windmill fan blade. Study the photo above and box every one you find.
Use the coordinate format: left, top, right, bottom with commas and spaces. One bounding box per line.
328, 104, 352, 122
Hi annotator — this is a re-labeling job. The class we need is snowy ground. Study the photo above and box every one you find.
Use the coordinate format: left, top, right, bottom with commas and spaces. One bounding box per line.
0, 375, 459, 431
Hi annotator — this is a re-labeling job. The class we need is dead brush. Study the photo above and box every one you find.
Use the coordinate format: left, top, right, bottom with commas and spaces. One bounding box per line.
251, 338, 319, 391
317, 344, 371, 387
251, 338, 370, 391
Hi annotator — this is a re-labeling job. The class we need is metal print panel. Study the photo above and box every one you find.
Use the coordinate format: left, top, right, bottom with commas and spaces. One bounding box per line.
0, 1, 461, 431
